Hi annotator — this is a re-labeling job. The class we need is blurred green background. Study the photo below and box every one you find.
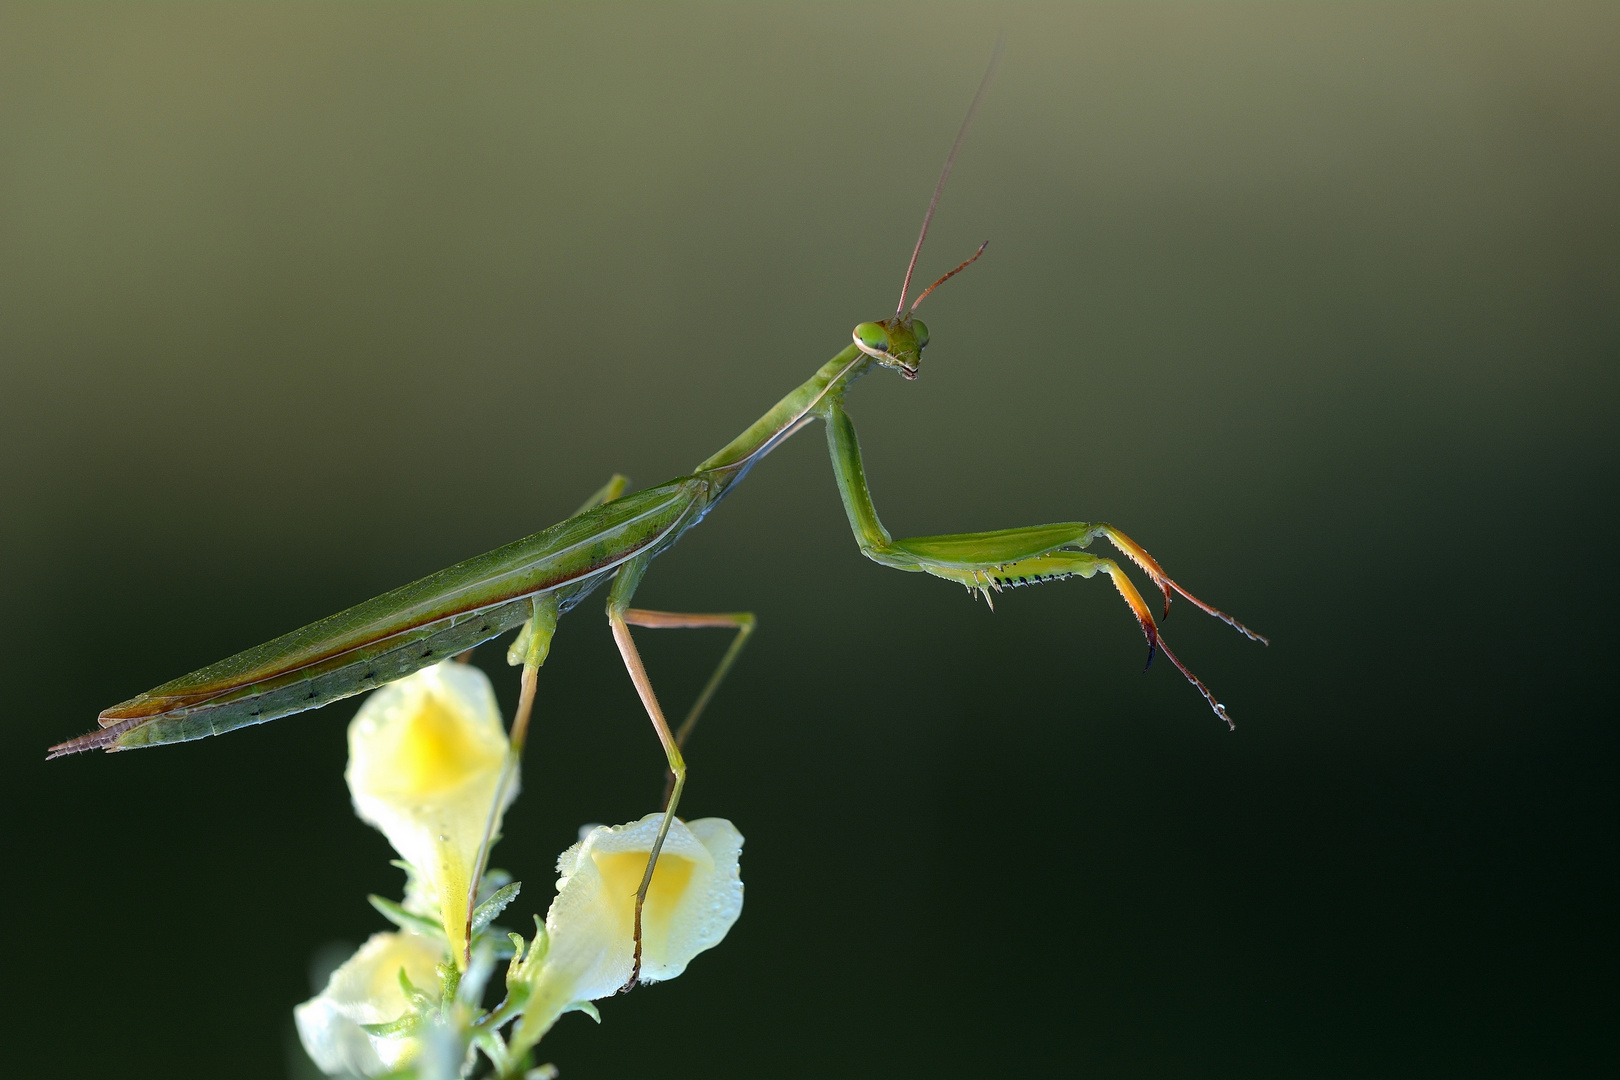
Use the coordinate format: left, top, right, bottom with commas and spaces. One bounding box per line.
2, 3, 1615, 1076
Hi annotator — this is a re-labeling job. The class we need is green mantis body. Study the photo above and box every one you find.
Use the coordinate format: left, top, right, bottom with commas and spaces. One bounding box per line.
49, 55, 1266, 982
50, 325, 1263, 759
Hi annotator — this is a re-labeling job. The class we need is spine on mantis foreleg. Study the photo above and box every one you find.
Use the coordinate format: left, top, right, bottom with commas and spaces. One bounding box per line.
923, 552, 1106, 594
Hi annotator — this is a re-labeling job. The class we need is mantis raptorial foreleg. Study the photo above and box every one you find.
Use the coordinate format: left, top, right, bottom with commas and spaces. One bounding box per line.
819, 398, 1265, 727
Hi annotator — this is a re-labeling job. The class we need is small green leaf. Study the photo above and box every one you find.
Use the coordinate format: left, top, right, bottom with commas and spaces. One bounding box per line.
510, 915, 550, 984
369, 894, 445, 939
397, 967, 431, 1010
504, 933, 529, 988
475, 867, 514, 906
437, 959, 461, 1003
470, 1027, 510, 1075
561, 1000, 601, 1024
360, 1013, 422, 1039
476, 925, 519, 960
470, 881, 521, 937
458, 939, 497, 1006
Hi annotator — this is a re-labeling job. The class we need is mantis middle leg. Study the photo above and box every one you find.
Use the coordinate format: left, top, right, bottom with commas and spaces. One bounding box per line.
817, 398, 1266, 726
461, 475, 632, 963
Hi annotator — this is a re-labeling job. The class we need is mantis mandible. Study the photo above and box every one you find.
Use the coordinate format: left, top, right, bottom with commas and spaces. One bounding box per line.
48, 51, 1266, 984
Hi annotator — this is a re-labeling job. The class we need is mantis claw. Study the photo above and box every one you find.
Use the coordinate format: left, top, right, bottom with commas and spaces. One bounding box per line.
1157, 634, 1236, 731
620, 900, 644, 994
903, 522, 1258, 726
1099, 557, 1238, 728
1103, 527, 1268, 645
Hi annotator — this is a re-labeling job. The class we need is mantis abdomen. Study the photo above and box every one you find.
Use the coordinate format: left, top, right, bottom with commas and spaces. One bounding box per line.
51, 478, 708, 756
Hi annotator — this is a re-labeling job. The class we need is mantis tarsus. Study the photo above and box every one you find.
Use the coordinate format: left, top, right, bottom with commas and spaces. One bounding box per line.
48, 52, 1266, 984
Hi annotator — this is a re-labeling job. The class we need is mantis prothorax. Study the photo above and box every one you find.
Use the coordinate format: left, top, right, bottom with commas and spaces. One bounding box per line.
48, 50, 1266, 984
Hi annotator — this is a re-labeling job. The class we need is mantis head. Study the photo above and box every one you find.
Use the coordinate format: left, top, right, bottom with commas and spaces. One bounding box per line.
855, 236, 985, 381
866, 41, 999, 384
853, 316, 929, 380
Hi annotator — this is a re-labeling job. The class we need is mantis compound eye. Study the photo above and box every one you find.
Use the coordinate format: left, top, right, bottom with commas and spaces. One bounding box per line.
853, 322, 890, 355
911, 319, 929, 350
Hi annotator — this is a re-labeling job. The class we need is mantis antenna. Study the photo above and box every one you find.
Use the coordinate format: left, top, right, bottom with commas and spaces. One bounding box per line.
896, 36, 1005, 317
910, 240, 989, 312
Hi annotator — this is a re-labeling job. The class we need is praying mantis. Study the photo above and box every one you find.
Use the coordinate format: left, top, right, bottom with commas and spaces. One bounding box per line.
48, 51, 1266, 984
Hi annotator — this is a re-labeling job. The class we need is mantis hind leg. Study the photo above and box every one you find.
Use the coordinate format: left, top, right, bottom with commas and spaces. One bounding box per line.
600, 605, 754, 987
621, 608, 756, 807
603, 557, 692, 990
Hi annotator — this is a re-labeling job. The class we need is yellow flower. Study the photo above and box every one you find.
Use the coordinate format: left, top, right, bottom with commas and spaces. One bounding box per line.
513, 814, 744, 1048
293, 930, 442, 1076
346, 661, 515, 957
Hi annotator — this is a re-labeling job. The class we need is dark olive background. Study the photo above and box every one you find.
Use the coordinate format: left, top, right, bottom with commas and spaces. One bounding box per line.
2, 4, 1615, 1077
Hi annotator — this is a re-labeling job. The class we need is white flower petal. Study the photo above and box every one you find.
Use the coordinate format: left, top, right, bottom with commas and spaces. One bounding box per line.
294, 931, 443, 1077
513, 815, 743, 1047
345, 662, 515, 952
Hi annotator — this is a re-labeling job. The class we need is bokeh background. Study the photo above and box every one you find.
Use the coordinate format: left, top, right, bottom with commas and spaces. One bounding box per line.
2, 4, 1615, 1077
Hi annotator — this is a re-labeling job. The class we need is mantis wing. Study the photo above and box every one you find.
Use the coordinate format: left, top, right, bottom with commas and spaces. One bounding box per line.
50, 480, 706, 756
